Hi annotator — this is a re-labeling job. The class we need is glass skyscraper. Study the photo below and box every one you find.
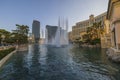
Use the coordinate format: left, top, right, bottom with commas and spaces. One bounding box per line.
32, 20, 40, 43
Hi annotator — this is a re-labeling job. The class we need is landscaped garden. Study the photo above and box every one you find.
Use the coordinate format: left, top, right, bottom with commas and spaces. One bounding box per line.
0, 47, 16, 60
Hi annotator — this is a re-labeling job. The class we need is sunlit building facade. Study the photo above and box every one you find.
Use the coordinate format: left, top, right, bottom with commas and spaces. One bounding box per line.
107, 0, 120, 51
72, 12, 107, 41
100, 19, 111, 48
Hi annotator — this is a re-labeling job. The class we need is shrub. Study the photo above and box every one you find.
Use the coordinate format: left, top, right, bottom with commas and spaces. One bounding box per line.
0, 47, 16, 60
90, 39, 100, 45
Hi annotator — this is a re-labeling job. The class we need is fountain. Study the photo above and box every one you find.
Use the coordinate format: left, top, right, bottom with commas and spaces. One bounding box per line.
45, 17, 69, 47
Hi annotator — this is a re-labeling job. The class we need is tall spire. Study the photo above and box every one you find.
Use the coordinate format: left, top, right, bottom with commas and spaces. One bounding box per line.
62, 17, 64, 29
58, 16, 60, 28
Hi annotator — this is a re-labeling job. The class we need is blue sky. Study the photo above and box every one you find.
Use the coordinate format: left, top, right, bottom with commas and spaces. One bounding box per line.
0, 0, 109, 32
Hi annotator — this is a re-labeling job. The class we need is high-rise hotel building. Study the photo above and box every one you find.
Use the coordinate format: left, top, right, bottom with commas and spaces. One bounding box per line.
32, 20, 40, 43
72, 12, 107, 41
46, 25, 58, 44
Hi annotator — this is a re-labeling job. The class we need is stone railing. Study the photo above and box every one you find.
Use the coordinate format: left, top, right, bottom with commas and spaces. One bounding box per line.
107, 47, 120, 62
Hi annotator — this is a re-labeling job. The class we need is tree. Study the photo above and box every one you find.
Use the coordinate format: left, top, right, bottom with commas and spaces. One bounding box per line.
12, 24, 29, 44
82, 21, 104, 45
86, 27, 93, 40
15, 24, 29, 36
0, 29, 11, 44
87, 21, 104, 40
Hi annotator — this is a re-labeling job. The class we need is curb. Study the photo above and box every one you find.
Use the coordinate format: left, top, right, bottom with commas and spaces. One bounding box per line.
0, 50, 17, 68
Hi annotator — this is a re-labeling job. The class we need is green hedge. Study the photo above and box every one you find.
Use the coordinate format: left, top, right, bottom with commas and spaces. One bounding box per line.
90, 39, 100, 45
0, 47, 16, 60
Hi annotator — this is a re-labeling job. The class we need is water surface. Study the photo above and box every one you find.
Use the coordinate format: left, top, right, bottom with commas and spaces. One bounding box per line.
0, 44, 120, 80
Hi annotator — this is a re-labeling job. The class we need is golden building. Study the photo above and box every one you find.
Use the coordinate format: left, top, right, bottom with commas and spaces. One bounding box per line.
72, 25, 79, 41
107, 0, 120, 51
72, 12, 107, 42
100, 20, 111, 48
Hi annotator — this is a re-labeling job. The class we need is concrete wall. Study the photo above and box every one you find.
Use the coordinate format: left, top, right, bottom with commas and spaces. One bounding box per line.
0, 50, 16, 68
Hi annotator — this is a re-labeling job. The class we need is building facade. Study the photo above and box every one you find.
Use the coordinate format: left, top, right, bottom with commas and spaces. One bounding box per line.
32, 20, 40, 43
107, 0, 120, 51
100, 19, 111, 48
46, 25, 58, 44
72, 12, 107, 41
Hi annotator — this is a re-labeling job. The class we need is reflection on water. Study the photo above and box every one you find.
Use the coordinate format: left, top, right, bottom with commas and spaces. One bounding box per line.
0, 44, 120, 80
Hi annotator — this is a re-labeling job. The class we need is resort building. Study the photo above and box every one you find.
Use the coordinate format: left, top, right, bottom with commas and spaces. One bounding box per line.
45, 25, 58, 44
72, 12, 107, 42
107, 0, 120, 51
100, 19, 111, 48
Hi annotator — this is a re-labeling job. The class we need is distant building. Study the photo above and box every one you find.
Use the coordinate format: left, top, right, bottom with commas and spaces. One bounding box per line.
39, 38, 45, 44
46, 25, 58, 44
72, 12, 107, 41
68, 31, 73, 42
28, 33, 35, 43
32, 20, 40, 43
